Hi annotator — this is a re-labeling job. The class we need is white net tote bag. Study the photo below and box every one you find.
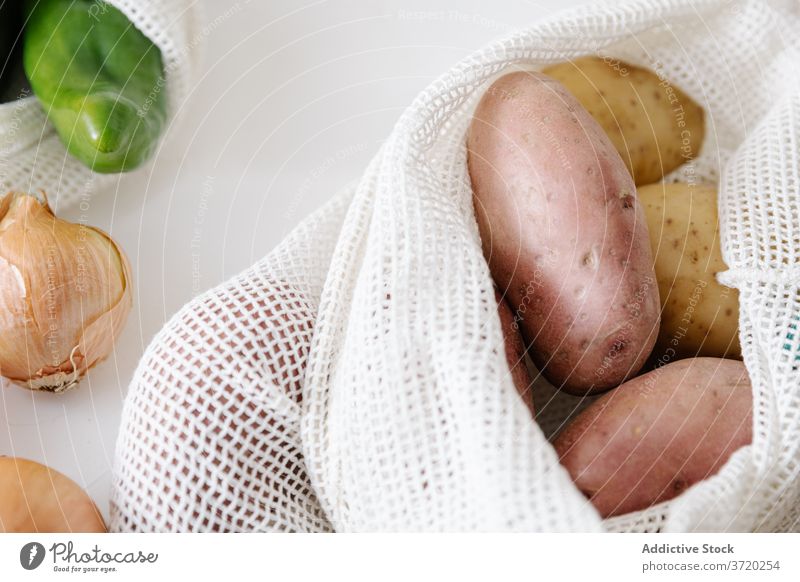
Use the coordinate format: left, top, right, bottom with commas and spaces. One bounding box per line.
0, 0, 204, 209
111, 0, 800, 532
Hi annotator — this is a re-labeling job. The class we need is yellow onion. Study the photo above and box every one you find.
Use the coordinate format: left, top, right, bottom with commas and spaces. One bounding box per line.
0, 456, 106, 532
0, 192, 132, 392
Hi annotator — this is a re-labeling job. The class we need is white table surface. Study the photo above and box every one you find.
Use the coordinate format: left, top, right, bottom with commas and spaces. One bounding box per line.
0, 0, 581, 522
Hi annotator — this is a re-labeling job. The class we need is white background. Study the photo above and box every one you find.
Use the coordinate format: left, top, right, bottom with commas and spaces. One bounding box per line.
0, 0, 584, 520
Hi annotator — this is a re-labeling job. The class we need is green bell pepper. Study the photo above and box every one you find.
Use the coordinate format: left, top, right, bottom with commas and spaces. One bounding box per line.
23, 0, 167, 173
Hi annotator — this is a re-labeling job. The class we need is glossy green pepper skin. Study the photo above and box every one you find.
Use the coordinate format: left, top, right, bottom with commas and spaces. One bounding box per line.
23, 0, 167, 173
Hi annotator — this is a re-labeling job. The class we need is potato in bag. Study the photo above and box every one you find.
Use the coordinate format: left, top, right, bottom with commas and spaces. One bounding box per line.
468, 71, 660, 395
496, 289, 534, 414
639, 181, 740, 361
554, 357, 752, 518
543, 57, 705, 186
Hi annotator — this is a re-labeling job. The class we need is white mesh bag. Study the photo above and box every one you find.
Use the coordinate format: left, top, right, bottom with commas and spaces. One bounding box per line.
0, 0, 205, 210
111, 0, 800, 532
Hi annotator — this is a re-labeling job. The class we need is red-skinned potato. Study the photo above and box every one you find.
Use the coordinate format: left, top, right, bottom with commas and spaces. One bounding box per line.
495, 289, 534, 415
468, 71, 660, 395
553, 358, 752, 518
0, 456, 106, 532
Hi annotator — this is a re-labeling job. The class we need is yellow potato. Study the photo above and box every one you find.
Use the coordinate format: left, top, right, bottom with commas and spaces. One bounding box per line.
543, 56, 705, 186
638, 182, 740, 361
